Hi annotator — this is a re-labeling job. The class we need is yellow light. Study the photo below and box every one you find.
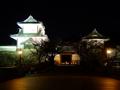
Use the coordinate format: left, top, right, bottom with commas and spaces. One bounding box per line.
54, 54, 61, 64
18, 50, 23, 55
106, 49, 112, 54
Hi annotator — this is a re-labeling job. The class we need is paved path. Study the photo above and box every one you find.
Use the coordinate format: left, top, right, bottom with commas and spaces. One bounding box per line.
0, 74, 120, 90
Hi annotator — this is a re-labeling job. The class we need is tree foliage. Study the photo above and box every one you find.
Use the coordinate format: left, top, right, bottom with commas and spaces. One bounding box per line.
79, 40, 106, 70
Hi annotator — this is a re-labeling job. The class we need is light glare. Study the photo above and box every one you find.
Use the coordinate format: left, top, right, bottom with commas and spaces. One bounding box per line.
107, 49, 112, 54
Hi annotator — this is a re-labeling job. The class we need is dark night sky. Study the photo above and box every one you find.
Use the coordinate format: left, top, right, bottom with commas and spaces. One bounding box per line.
0, 1, 120, 45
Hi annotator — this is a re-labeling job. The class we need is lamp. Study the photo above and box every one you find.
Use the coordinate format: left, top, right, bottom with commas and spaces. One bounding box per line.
17, 49, 23, 64
106, 48, 113, 59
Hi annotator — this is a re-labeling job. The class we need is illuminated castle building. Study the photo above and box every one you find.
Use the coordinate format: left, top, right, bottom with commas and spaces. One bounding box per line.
0, 15, 49, 66
10, 15, 49, 49
80, 29, 110, 66
81, 28, 109, 49
0, 15, 115, 67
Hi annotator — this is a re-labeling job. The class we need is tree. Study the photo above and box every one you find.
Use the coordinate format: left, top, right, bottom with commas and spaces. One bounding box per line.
79, 40, 106, 71
25, 38, 59, 65
29, 39, 49, 63
22, 37, 49, 64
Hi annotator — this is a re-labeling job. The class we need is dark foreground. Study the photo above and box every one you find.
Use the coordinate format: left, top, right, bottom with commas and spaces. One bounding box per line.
0, 65, 120, 81
0, 74, 120, 90
0, 65, 120, 90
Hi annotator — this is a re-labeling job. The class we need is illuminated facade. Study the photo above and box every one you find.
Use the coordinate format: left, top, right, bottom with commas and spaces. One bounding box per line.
80, 28, 110, 66
0, 16, 116, 67
54, 46, 80, 65
10, 15, 49, 49
81, 28, 109, 48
